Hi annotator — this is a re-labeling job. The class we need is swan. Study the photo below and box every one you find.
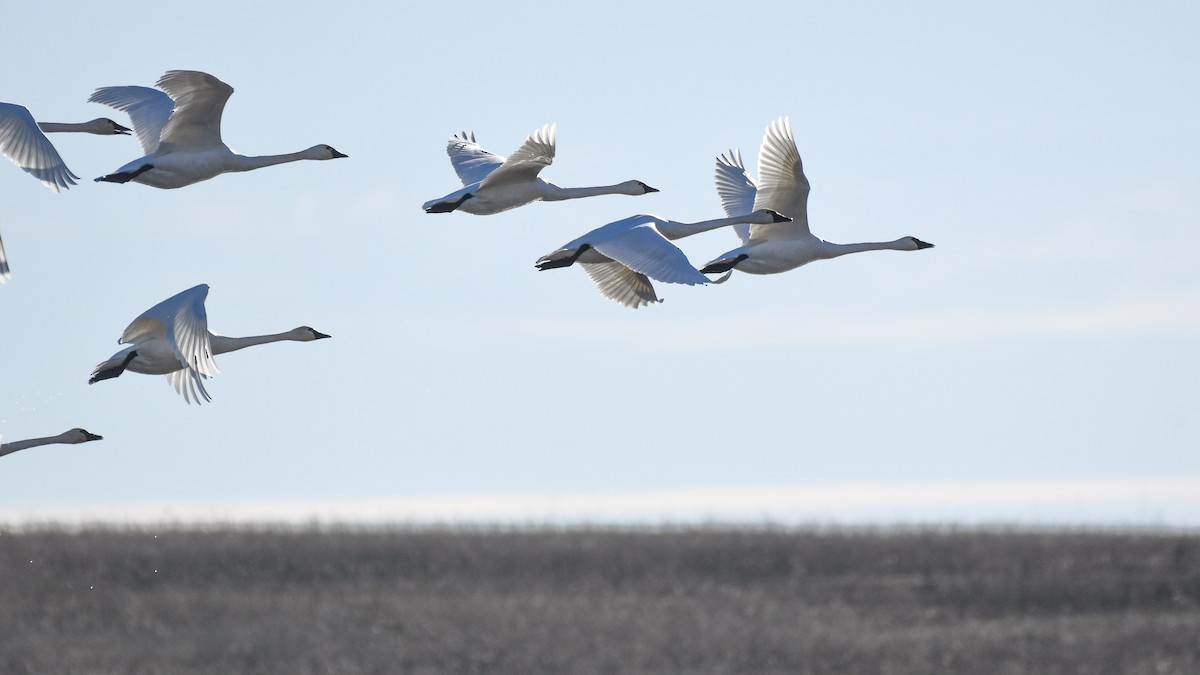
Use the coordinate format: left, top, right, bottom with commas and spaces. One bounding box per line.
0, 102, 131, 282
422, 124, 658, 215
1, 428, 103, 459
535, 209, 792, 308
700, 117, 933, 276
88, 284, 331, 404
89, 70, 347, 189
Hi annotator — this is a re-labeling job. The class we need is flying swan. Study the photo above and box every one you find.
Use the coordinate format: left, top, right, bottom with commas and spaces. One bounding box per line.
536, 209, 791, 308
701, 117, 933, 276
422, 124, 657, 215
0, 102, 131, 281
89, 70, 347, 189
88, 284, 331, 404
1, 428, 104, 459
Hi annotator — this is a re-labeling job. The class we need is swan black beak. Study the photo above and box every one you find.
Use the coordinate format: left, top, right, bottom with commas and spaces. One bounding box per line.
638, 182, 659, 193
313, 330, 332, 339
112, 122, 132, 135
331, 149, 348, 159
84, 431, 104, 441
769, 210, 792, 222
914, 238, 935, 249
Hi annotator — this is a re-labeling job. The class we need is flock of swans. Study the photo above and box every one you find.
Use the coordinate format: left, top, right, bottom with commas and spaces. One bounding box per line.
0, 69, 933, 457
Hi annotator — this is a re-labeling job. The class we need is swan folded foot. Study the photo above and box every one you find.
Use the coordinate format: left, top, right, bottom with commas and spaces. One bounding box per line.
95, 164, 154, 184
89, 351, 137, 384
699, 254, 748, 275
535, 244, 592, 271
424, 193, 474, 214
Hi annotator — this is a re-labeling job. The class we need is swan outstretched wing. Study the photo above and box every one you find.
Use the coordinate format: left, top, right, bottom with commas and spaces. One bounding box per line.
165, 368, 212, 405
122, 284, 219, 379
579, 261, 660, 308
479, 123, 555, 188
88, 85, 175, 154
447, 131, 504, 186
751, 117, 811, 240
153, 70, 234, 151
591, 218, 712, 286
0, 230, 9, 282
0, 102, 79, 192
715, 148, 758, 244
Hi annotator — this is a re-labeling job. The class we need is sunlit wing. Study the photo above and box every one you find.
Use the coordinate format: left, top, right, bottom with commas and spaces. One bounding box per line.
88, 85, 175, 154
447, 131, 504, 186
0, 102, 79, 192
0, 230, 9, 282
165, 368, 212, 405
579, 260, 660, 308
479, 123, 555, 188
750, 116, 811, 240
154, 70, 234, 151
123, 283, 219, 378
591, 218, 712, 286
714, 148, 758, 244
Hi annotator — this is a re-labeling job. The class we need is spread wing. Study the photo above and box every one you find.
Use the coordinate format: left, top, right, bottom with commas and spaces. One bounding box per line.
478, 123, 555, 189
447, 131, 504, 186
123, 283, 219, 379
750, 116, 811, 240
153, 70, 234, 151
714, 148, 758, 244
88, 85, 175, 154
0, 230, 9, 282
579, 260, 660, 309
165, 368, 212, 405
590, 218, 712, 286
0, 102, 78, 192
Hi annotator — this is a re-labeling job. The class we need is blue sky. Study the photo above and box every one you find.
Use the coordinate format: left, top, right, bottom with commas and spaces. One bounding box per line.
1, 1, 1197, 526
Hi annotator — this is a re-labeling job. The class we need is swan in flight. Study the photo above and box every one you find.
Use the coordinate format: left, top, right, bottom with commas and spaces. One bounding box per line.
701, 117, 933, 276
88, 284, 331, 404
0, 102, 131, 282
536, 209, 792, 308
422, 124, 658, 215
89, 70, 347, 189
1, 428, 103, 459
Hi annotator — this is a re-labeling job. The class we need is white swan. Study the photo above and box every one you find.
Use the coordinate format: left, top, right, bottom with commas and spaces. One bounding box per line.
535, 209, 792, 308
89, 70, 347, 189
1, 428, 103, 458
701, 117, 933, 276
0, 102, 131, 282
422, 125, 658, 214
88, 284, 331, 404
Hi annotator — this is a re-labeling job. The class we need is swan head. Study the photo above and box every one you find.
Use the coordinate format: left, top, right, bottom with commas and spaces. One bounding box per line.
64, 428, 104, 444
292, 326, 332, 341
306, 145, 348, 160
85, 118, 133, 135
906, 237, 935, 250
624, 180, 658, 195
750, 209, 792, 224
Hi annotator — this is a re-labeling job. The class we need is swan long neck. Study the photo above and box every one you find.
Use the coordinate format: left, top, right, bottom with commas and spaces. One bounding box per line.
229, 151, 312, 172
655, 215, 758, 241
37, 122, 96, 134
822, 239, 913, 258
540, 183, 632, 201
0, 433, 67, 456
210, 331, 301, 355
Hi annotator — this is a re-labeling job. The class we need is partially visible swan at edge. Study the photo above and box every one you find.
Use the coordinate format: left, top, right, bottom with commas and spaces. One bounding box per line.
0, 102, 131, 282
1, 428, 103, 459
536, 209, 792, 308
89, 70, 347, 189
422, 124, 658, 215
700, 117, 933, 276
88, 284, 331, 404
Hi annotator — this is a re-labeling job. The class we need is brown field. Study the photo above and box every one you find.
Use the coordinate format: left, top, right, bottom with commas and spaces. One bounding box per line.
1, 525, 1198, 674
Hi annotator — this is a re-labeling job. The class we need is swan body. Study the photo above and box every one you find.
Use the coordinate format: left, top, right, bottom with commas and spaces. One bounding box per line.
88, 284, 331, 404
536, 209, 791, 308
701, 117, 933, 276
423, 125, 657, 215
1, 428, 103, 458
0, 104, 130, 282
90, 70, 346, 189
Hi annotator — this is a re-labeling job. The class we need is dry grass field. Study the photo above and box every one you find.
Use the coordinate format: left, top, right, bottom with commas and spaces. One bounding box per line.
1, 526, 1198, 674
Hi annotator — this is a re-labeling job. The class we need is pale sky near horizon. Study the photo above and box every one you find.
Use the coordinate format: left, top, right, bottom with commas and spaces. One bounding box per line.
1, 1, 1197, 526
